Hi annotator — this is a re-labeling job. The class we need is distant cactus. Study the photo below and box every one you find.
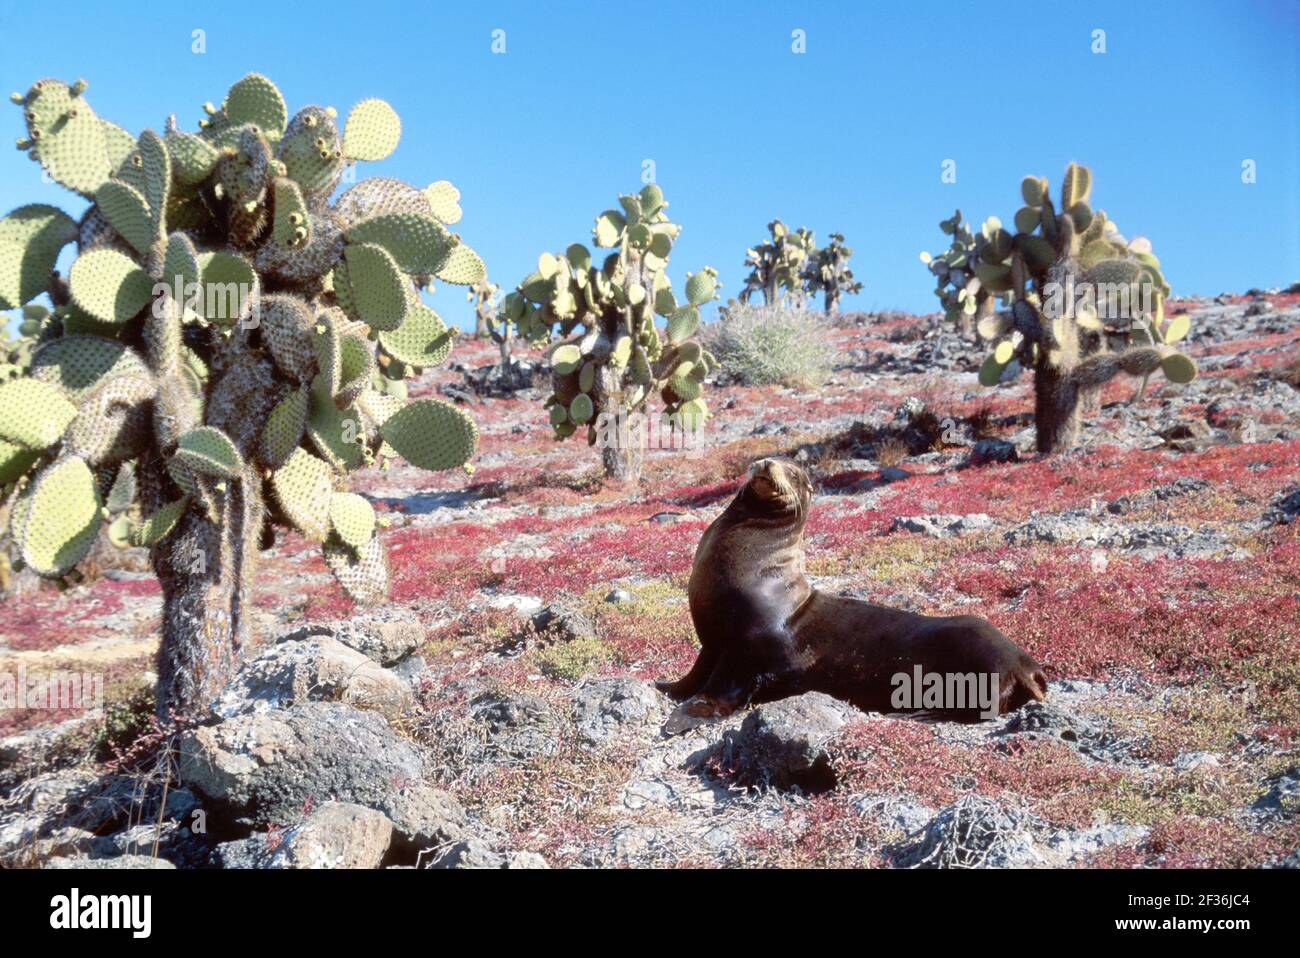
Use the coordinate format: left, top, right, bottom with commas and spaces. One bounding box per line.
922, 163, 1197, 453
803, 232, 862, 313
470, 277, 497, 339
502, 185, 719, 482
0, 75, 481, 715
740, 220, 814, 306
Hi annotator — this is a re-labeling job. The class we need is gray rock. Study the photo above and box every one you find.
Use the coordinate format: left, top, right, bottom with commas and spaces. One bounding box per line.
213, 636, 413, 721
1173, 750, 1222, 772
1106, 477, 1210, 515
571, 678, 667, 746
178, 702, 426, 824
713, 692, 863, 792
329, 619, 426, 666
967, 438, 1018, 467
1252, 766, 1300, 818
212, 835, 275, 869
853, 793, 937, 834
891, 513, 994, 537
1265, 487, 1300, 526
0, 714, 100, 792
604, 588, 634, 605
995, 702, 1136, 764
621, 779, 677, 810
529, 603, 598, 642
266, 802, 393, 869
428, 837, 548, 869
280, 618, 425, 666
1, 823, 97, 868
1045, 823, 1149, 863
90, 819, 211, 869
44, 854, 176, 869
1005, 509, 1236, 558
378, 784, 468, 853
390, 655, 429, 686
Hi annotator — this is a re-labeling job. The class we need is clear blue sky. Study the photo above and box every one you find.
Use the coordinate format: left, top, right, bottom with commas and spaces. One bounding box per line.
1, 0, 1296, 331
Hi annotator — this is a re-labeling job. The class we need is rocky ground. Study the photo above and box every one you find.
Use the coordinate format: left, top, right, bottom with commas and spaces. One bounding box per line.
1, 289, 1298, 869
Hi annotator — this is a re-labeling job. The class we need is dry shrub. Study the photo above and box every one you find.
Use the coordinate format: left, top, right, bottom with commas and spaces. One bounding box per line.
704, 303, 834, 388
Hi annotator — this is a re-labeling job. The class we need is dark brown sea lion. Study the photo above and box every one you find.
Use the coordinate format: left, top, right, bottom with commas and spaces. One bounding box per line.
658, 458, 1047, 727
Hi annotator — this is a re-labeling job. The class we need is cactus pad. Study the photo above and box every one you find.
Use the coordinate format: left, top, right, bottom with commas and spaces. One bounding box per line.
378, 302, 451, 367
63, 374, 155, 465
20, 80, 112, 195
30, 335, 150, 402
166, 131, 221, 185
435, 242, 486, 286
306, 390, 364, 471
271, 178, 311, 249
271, 447, 335, 541
423, 180, 462, 224
20, 455, 102, 577
342, 99, 401, 162
1160, 353, 1197, 384
345, 213, 455, 275
222, 74, 287, 140
133, 497, 189, 547
324, 534, 389, 605
328, 492, 376, 549
0, 204, 80, 309
380, 398, 478, 471
258, 386, 309, 469
174, 426, 243, 479
339, 242, 408, 330
95, 181, 156, 255
0, 438, 40, 484
0, 377, 77, 448
260, 294, 318, 382
69, 248, 154, 325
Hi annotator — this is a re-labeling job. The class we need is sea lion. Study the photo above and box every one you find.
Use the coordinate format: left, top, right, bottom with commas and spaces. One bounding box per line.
658, 458, 1047, 726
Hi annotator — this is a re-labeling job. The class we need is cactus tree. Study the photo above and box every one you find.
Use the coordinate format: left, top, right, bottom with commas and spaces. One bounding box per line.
740, 220, 814, 306
502, 185, 720, 482
922, 163, 1197, 454
804, 232, 862, 313
0, 75, 482, 715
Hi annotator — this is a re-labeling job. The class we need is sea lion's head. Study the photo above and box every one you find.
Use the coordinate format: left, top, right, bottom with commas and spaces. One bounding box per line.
741, 458, 812, 522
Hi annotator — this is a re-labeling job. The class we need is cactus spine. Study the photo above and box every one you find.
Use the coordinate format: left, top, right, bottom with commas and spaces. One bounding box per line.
923, 163, 1197, 453
0, 76, 482, 715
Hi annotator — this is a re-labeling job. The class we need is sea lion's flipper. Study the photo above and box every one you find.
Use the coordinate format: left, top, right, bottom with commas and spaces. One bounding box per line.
655, 643, 721, 701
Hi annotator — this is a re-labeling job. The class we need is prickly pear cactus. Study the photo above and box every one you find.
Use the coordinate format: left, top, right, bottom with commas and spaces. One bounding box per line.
0, 75, 482, 714
921, 163, 1197, 453
803, 232, 862, 313
740, 219, 814, 307
502, 185, 719, 481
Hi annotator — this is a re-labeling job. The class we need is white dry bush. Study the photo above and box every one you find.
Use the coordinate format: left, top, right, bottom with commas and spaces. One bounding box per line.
703, 303, 835, 388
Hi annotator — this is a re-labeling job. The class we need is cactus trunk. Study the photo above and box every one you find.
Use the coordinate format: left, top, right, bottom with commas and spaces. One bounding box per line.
595, 362, 643, 484
152, 481, 263, 717
1032, 355, 1082, 454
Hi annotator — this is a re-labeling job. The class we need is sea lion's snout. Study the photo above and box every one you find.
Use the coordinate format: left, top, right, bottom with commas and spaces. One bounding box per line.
746, 458, 811, 512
